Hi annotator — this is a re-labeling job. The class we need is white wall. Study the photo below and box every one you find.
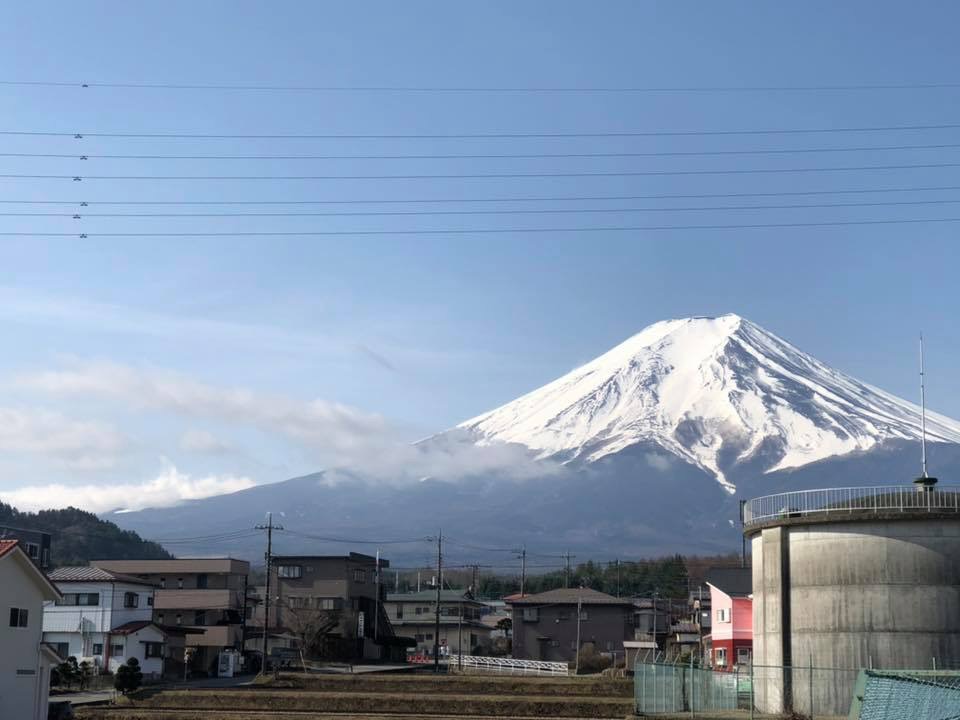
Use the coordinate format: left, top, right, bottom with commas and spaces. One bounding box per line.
0, 553, 52, 720
43, 581, 153, 635
111, 626, 165, 676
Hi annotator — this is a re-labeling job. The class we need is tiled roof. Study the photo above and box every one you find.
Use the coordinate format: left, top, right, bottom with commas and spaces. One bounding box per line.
0, 539, 18, 559
705, 567, 752, 597
48, 566, 158, 587
507, 587, 632, 606
110, 620, 155, 635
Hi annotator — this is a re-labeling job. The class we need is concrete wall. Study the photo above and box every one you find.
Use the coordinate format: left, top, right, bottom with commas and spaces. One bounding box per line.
752, 518, 960, 716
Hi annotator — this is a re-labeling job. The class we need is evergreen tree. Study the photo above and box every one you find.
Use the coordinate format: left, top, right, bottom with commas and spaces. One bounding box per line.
114, 658, 143, 694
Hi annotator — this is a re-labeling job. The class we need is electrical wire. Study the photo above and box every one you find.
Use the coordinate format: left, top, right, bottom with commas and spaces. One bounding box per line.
4, 184, 960, 206
277, 528, 431, 546
8, 216, 960, 237
6, 141, 960, 160
6, 120, 960, 139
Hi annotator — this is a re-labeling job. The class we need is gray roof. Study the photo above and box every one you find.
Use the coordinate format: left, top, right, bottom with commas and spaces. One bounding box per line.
386, 590, 476, 603
48, 566, 158, 587
508, 587, 632, 606
705, 567, 752, 597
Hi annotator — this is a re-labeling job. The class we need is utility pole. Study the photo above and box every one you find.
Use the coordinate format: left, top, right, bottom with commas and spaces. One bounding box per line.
616, 559, 621, 598
458, 598, 463, 670
564, 551, 574, 588
575, 594, 583, 675
520, 546, 526, 597
395, 570, 399, 593
433, 530, 443, 673
255, 512, 282, 675
374, 548, 380, 649
417, 570, 421, 593
240, 574, 249, 653
739, 500, 747, 568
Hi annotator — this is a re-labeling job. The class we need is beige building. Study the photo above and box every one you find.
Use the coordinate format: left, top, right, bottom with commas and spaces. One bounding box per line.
0, 540, 62, 720
384, 590, 491, 658
93, 558, 250, 673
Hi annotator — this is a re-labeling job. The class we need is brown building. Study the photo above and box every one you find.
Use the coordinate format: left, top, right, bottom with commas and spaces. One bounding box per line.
508, 587, 634, 663
92, 558, 250, 672
255, 553, 407, 661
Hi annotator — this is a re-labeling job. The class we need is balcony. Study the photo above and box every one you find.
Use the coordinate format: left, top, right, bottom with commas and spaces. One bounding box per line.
154, 589, 237, 610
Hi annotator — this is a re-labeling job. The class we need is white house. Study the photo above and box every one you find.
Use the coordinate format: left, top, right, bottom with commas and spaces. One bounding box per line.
0, 539, 63, 720
43, 566, 182, 676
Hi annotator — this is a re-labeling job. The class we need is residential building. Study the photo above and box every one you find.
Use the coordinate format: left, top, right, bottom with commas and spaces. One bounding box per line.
0, 540, 62, 720
260, 553, 407, 661
43, 566, 189, 676
508, 587, 634, 664
632, 597, 673, 648
0, 525, 51, 569
92, 558, 250, 673
384, 589, 491, 657
704, 567, 752, 671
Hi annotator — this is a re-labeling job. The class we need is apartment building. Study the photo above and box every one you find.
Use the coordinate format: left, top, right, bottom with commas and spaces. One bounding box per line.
0, 525, 51, 569
384, 589, 491, 657
258, 553, 406, 661
0, 540, 62, 720
92, 558, 250, 673
42, 566, 188, 676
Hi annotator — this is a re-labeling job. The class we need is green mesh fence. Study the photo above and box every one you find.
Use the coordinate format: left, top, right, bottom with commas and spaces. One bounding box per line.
852, 670, 960, 720
634, 661, 742, 714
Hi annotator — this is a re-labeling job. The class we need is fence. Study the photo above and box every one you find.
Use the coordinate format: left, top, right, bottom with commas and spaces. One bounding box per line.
743, 485, 960, 528
850, 670, 960, 720
635, 661, 861, 718
457, 655, 569, 676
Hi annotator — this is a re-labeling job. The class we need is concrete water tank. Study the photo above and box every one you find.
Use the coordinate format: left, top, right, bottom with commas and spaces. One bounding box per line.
746, 485, 960, 716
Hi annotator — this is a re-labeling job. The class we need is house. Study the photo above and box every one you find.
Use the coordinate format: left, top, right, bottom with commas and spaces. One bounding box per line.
384, 589, 491, 658
0, 525, 51, 569
632, 597, 673, 648
92, 557, 250, 674
43, 566, 189, 677
256, 553, 409, 661
704, 567, 752, 671
0, 540, 62, 720
508, 587, 634, 664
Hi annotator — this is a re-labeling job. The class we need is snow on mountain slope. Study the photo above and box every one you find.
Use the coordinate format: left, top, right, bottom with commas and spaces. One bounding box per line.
459, 314, 960, 492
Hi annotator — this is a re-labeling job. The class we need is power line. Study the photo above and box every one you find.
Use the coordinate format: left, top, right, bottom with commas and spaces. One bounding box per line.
277, 528, 430, 546
6, 141, 960, 161
10, 197, 960, 219
5, 79, 960, 92
7, 216, 960, 237
5, 184, 960, 206
6, 121, 960, 139
8, 160, 960, 181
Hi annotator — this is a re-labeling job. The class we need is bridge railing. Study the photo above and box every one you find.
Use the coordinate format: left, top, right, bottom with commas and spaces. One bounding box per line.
743, 485, 960, 528
457, 655, 569, 676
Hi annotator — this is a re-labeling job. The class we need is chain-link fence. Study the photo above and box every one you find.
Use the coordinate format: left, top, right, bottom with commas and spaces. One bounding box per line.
850, 670, 960, 720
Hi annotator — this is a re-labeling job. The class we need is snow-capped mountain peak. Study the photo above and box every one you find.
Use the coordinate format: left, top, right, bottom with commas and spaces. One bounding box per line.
458, 314, 960, 492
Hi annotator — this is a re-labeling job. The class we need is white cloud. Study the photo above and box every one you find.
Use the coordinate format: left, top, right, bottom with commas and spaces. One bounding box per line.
180, 429, 233, 455
0, 407, 131, 470
0, 462, 256, 513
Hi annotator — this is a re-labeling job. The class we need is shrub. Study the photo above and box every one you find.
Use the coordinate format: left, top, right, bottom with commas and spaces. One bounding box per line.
114, 657, 143, 694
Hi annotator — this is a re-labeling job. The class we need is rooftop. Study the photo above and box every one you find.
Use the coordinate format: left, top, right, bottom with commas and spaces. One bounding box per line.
705, 567, 752, 597
386, 589, 476, 603
92, 557, 250, 575
0, 539, 18, 560
48, 566, 158, 586
273, 552, 386, 567
507, 587, 632, 606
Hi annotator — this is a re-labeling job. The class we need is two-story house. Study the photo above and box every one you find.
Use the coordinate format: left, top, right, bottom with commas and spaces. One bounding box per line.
704, 567, 752, 671
92, 558, 250, 674
0, 540, 62, 720
383, 589, 490, 658
257, 553, 408, 661
508, 587, 634, 664
42, 566, 187, 677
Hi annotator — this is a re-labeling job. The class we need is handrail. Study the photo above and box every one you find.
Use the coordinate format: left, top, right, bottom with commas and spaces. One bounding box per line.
458, 655, 569, 675
743, 485, 960, 528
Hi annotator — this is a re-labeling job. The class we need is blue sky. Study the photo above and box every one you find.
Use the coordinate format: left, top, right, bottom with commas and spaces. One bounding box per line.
1, 2, 959, 511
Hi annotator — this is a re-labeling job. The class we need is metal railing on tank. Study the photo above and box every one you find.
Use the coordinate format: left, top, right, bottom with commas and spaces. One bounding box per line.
743, 485, 960, 528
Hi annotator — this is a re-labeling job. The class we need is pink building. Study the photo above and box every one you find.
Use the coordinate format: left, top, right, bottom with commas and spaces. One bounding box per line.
704, 567, 752, 671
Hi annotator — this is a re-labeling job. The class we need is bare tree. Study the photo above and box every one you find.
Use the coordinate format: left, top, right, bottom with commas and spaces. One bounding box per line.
281, 599, 343, 659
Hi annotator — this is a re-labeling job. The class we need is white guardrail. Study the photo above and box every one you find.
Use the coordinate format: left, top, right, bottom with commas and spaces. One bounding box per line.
457, 655, 569, 676
743, 485, 960, 528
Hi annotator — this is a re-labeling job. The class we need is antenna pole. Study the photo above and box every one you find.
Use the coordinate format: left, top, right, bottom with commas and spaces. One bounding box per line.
921, 334, 928, 478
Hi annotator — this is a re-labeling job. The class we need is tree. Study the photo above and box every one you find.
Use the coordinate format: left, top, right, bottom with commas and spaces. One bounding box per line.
78, 660, 93, 691
114, 657, 143, 694
55, 657, 79, 690
282, 601, 343, 659
495, 617, 512, 635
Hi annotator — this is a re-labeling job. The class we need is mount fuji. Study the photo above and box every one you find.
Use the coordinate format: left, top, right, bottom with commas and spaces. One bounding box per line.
110, 314, 960, 560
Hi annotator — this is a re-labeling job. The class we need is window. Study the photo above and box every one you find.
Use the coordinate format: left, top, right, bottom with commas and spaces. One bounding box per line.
415, 606, 422, 615
110, 643, 124, 657
287, 596, 307, 609
737, 647, 751, 665
53, 642, 69, 658
352, 569, 366, 583
8, 607, 28, 627
579, 609, 589, 621
177, 578, 183, 590
195, 610, 207, 626
522, 607, 539, 622
196, 574, 208, 589
26, 543, 39, 560
317, 598, 339, 611
92, 643, 103, 656
159, 577, 166, 589
717, 608, 730, 623
395, 606, 403, 619
144, 642, 164, 658
147, 596, 154, 607
415, 634, 424, 642
123, 592, 139, 608
715, 647, 727, 666
57, 593, 100, 607
175, 614, 182, 625
425, 633, 433, 641
278, 565, 302, 579
157, 614, 165, 625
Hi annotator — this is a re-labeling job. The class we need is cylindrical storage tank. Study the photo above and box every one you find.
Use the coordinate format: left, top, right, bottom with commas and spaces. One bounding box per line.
749, 499, 960, 717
